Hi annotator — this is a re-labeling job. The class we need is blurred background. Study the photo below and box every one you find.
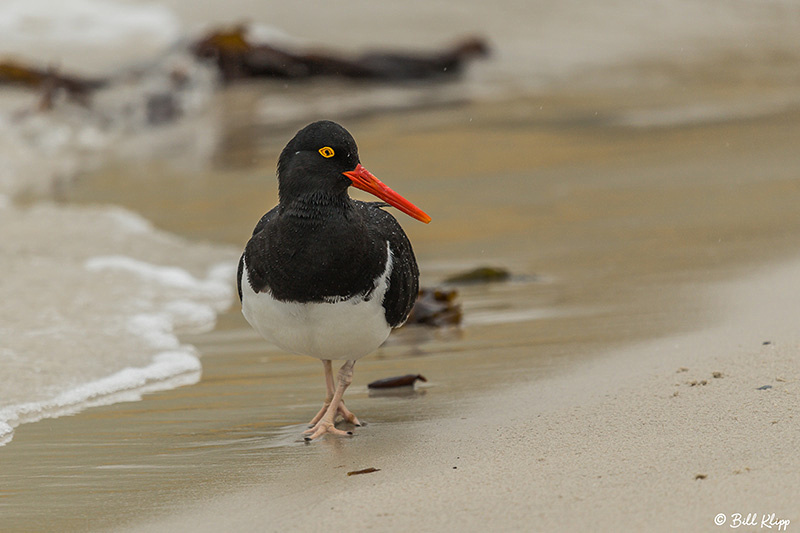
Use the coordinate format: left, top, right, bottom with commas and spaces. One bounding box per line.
3, 0, 799, 204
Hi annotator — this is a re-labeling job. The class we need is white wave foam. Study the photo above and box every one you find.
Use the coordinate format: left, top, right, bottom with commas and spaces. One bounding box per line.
103, 207, 154, 234
127, 313, 183, 351
0, 351, 201, 446
0, 0, 179, 48
85, 255, 229, 297
0, 0, 215, 200
0, 204, 238, 446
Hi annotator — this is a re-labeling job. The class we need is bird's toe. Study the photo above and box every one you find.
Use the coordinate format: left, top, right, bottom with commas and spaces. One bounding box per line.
303, 421, 353, 441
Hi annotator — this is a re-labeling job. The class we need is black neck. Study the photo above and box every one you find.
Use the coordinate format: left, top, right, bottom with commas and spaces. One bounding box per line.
279, 190, 354, 224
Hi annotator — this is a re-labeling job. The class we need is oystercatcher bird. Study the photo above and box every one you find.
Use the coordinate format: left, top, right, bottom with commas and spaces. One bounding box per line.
237, 120, 430, 440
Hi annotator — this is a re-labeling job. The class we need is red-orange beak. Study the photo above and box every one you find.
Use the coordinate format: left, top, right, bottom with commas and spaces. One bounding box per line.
343, 164, 431, 224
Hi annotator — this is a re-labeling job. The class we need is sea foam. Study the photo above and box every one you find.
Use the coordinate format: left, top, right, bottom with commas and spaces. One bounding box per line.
0, 351, 200, 446
0, 0, 179, 55
0, 203, 238, 446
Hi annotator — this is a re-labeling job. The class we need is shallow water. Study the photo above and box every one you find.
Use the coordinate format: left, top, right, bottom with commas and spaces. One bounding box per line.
2, 0, 800, 530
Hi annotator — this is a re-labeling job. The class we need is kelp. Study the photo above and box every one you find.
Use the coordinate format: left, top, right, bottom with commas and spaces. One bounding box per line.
405, 287, 462, 327
1, 25, 488, 116
0, 60, 107, 108
191, 25, 489, 83
367, 374, 428, 389
443, 266, 511, 284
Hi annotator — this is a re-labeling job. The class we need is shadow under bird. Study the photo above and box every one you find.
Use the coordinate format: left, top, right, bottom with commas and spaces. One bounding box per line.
237, 120, 430, 440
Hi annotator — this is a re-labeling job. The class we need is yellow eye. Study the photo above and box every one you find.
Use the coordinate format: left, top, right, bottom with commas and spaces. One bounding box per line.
318, 146, 335, 158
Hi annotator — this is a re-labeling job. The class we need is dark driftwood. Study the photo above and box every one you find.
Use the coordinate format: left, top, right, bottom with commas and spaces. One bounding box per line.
191, 26, 489, 83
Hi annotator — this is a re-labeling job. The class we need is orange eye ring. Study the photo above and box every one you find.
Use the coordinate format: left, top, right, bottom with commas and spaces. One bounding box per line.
319, 147, 335, 158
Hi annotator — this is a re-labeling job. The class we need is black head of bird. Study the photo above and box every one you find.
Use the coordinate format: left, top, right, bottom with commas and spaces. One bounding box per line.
276, 120, 431, 223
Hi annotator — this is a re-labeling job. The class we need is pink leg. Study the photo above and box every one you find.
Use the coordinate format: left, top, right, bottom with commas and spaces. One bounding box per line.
307, 360, 335, 426
307, 360, 361, 428
304, 360, 359, 440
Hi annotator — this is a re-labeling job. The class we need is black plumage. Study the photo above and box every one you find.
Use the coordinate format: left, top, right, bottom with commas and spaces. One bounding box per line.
237, 120, 429, 440
239, 200, 418, 327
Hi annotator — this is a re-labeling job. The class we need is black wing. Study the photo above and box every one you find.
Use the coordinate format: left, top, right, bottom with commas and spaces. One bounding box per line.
356, 201, 420, 328
237, 206, 278, 301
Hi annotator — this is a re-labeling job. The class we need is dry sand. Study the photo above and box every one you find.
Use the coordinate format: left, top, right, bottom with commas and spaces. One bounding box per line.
120, 258, 800, 532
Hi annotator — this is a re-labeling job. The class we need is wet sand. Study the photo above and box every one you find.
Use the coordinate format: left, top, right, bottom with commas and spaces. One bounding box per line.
119, 260, 800, 533
3, 91, 800, 531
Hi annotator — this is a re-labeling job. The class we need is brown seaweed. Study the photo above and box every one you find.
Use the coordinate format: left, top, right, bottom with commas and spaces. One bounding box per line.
347, 467, 380, 476
367, 374, 427, 389
0, 60, 107, 108
191, 26, 488, 83
191, 25, 309, 81
2, 25, 488, 118
354, 37, 489, 80
404, 287, 462, 327
443, 266, 511, 284
300, 37, 489, 81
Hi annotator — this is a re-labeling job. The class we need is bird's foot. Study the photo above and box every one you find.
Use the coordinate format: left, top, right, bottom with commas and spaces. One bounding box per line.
307, 401, 361, 428
338, 401, 361, 427
304, 360, 359, 441
307, 401, 331, 427
303, 420, 353, 441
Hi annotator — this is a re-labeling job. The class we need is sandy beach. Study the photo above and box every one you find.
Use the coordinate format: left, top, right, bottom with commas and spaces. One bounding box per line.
3, 1, 800, 531
122, 259, 800, 533
119, 102, 800, 532
2, 95, 799, 532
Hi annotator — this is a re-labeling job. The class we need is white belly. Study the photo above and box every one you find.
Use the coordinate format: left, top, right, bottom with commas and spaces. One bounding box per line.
240, 253, 392, 360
